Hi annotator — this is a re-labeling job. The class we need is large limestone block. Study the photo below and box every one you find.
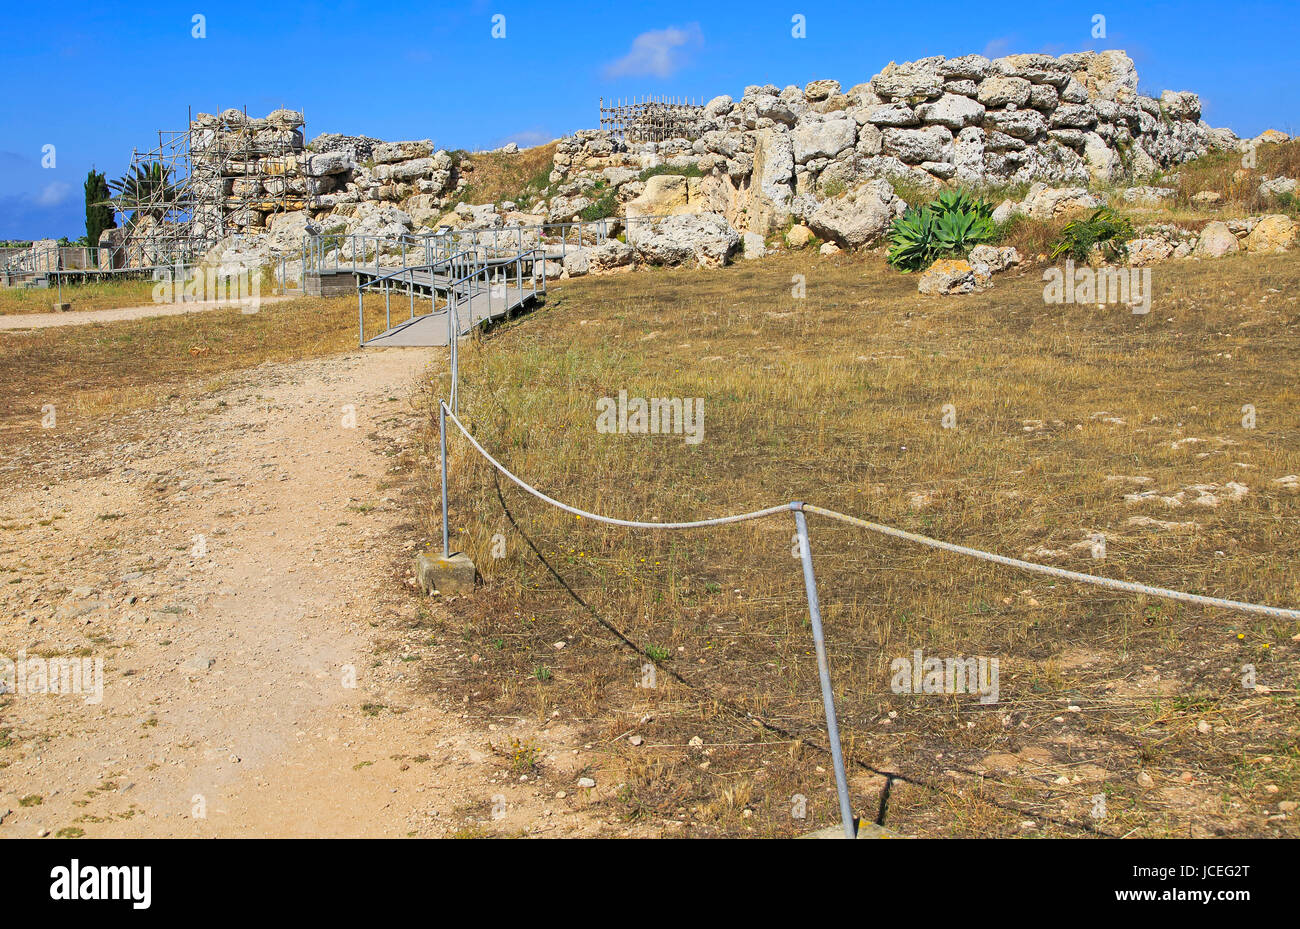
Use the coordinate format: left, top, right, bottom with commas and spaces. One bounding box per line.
626, 173, 692, 218
807, 179, 898, 249
791, 117, 857, 163
1243, 214, 1298, 254
1192, 221, 1240, 258
916, 93, 986, 130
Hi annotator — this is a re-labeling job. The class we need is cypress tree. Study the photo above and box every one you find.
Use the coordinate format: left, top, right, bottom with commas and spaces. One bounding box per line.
84, 168, 115, 248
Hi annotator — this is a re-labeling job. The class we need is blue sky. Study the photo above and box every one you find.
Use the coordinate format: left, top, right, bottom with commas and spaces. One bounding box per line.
1, 0, 1296, 239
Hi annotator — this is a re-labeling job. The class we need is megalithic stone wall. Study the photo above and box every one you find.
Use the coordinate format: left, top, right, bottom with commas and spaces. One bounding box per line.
548, 50, 1242, 236
188, 108, 309, 237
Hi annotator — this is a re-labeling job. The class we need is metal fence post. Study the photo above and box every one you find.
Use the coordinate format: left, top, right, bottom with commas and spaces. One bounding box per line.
792, 503, 855, 838
440, 401, 450, 558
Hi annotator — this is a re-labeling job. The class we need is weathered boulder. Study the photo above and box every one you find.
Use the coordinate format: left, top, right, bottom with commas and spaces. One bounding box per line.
1259, 176, 1298, 199
1120, 186, 1176, 205
562, 248, 591, 277
864, 103, 920, 127
807, 179, 899, 249
1159, 90, 1201, 121
755, 95, 799, 126
630, 212, 740, 268
1048, 103, 1099, 129
916, 93, 986, 130
805, 79, 841, 102
749, 128, 795, 231
304, 151, 353, 176
986, 108, 1048, 142
742, 231, 767, 259
977, 76, 1032, 108
348, 203, 413, 239
1243, 214, 1298, 253
941, 55, 991, 81
1082, 133, 1122, 182
792, 118, 857, 163
547, 193, 593, 222
704, 94, 734, 119
564, 239, 636, 275
918, 258, 992, 295
266, 108, 305, 130
1079, 50, 1138, 104
1192, 221, 1240, 258
1021, 183, 1103, 219
265, 211, 320, 253
991, 53, 1072, 87
1028, 83, 1060, 111
882, 125, 953, 164
602, 166, 640, 187
968, 244, 1021, 273
626, 173, 691, 217
378, 157, 438, 183
591, 239, 635, 271
991, 198, 1019, 225
1126, 237, 1178, 265
372, 140, 434, 164
871, 60, 944, 101
786, 223, 815, 248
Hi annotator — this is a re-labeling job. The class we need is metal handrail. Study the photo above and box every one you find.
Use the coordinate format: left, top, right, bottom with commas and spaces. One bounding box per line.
355, 240, 547, 346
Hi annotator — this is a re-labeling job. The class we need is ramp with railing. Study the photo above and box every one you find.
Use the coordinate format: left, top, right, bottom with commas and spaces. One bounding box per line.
305, 216, 678, 346
356, 245, 548, 347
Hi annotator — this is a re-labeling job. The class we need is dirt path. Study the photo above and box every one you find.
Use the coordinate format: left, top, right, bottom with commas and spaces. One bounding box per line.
0, 348, 616, 838
0, 296, 293, 330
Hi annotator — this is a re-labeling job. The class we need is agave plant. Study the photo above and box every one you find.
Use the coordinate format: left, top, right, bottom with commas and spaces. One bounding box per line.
887, 191, 996, 272
886, 206, 938, 272
933, 188, 993, 220
1050, 206, 1135, 264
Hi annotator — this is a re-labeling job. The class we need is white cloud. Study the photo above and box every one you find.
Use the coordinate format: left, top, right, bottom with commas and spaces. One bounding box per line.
603, 24, 703, 79
982, 36, 1013, 59
37, 182, 71, 207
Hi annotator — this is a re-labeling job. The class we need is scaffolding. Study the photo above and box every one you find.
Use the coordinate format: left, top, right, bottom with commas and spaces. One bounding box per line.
111, 105, 311, 267
598, 95, 707, 143
110, 120, 201, 267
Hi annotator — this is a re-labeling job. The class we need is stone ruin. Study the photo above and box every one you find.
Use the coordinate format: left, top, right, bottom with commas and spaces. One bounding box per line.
102, 48, 1294, 281
187, 107, 312, 237
553, 50, 1240, 242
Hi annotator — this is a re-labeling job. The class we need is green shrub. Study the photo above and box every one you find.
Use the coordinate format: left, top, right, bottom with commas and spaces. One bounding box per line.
886, 190, 995, 272
579, 191, 619, 221
1049, 206, 1135, 263
820, 178, 848, 198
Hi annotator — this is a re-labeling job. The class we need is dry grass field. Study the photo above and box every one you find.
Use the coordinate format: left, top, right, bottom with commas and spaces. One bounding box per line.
0, 294, 397, 446
410, 248, 1300, 838
0, 279, 158, 315
3, 163, 1298, 837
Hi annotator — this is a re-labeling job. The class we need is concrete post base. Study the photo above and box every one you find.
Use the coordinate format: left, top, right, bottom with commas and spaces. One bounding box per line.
415, 551, 476, 596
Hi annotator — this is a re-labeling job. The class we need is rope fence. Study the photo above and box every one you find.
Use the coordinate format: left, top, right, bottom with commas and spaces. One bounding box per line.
437, 400, 1300, 837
